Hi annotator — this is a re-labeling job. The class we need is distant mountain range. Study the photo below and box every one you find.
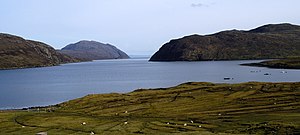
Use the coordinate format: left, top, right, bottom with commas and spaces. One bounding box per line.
59, 40, 130, 61
2, 23, 300, 69
0, 33, 79, 69
150, 23, 300, 61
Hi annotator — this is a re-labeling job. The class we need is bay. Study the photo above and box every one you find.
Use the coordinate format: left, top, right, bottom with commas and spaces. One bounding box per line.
0, 58, 299, 109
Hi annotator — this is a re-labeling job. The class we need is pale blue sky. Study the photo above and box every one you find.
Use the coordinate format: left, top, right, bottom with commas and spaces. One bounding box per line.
1, 0, 299, 55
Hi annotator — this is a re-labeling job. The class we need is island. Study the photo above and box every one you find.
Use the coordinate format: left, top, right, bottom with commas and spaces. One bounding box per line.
59, 40, 130, 61
0, 33, 79, 70
150, 23, 300, 61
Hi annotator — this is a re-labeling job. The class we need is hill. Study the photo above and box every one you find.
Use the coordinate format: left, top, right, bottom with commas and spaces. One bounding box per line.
150, 23, 300, 61
0, 33, 79, 69
1, 82, 299, 134
59, 40, 130, 60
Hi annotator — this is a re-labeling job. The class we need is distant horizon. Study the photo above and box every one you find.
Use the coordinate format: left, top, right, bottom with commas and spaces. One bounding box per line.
1, 0, 299, 55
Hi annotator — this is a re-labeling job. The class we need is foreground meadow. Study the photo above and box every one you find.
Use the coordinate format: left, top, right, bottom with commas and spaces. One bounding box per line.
1, 82, 299, 134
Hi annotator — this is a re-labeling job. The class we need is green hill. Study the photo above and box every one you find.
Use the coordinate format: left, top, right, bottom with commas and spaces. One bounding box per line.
150, 23, 300, 61
1, 82, 299, 134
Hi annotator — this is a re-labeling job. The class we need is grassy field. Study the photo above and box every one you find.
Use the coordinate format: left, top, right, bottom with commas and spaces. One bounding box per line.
1, 82, 299, 134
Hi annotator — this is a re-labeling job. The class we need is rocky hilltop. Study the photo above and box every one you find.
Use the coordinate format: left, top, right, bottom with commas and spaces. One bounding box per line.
59, 40, 130, 60
150, 23, 300, 61
0, 33, 79, 69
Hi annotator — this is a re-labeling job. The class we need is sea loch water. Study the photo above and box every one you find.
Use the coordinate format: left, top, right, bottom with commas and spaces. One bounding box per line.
0, 58, 299, 109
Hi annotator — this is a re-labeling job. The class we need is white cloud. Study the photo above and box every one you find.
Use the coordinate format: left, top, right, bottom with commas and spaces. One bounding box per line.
191, 3, 204, 8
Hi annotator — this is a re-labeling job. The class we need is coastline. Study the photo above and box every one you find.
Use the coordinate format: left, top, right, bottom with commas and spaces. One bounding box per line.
241, 59, 300, 69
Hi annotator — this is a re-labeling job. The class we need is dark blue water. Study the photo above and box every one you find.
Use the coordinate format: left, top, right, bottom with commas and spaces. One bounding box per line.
0, 58, 299, 109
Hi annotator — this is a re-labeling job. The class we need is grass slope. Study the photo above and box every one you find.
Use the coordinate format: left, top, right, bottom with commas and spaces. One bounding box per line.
1, 82, 299, 134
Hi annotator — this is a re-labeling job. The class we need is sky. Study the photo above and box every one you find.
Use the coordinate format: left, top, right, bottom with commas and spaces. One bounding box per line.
0, 0, 299, 55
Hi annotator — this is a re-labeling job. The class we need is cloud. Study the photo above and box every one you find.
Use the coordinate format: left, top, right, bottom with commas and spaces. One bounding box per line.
191, 3, 204, 8
191, 2, 215, 8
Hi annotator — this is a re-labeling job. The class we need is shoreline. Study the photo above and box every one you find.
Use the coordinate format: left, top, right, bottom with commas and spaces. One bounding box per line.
2, 81, 299, 110
241, 58, 300, 69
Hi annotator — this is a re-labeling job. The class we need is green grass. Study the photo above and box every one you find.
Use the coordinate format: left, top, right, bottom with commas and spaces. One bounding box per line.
1, 82, 299, 134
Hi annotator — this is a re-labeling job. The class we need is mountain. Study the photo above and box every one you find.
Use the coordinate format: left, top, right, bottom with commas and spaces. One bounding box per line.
0, 33, 79, 69
150, 23, 300, 61
59, 40, 130, 60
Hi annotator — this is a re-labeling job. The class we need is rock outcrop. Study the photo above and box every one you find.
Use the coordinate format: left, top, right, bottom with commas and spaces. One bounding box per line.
150, 23, 300, 61
59, 40, 129, 60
